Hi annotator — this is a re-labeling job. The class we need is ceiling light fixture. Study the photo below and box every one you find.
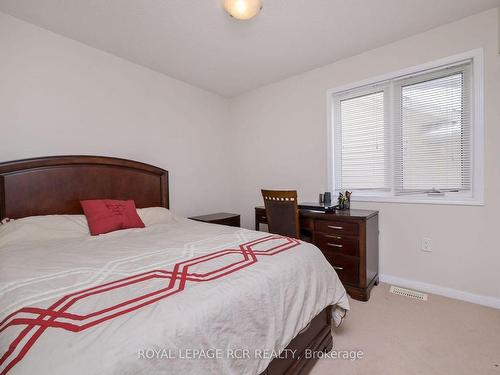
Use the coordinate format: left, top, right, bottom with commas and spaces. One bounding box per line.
223, 0, 263, 20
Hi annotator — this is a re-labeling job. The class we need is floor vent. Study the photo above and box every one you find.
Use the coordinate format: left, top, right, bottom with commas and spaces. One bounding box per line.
390, 286, 428, 301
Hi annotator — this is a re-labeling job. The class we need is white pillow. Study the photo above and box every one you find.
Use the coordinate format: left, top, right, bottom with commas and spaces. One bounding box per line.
0, 207, 176, 247
0, 214, 89, 247
136, 207, 177, 226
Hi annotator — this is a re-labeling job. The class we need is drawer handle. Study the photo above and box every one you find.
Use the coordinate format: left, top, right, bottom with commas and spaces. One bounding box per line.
261, 216, 266, 219
333, 266, 344, 270
325, 234, 342, 239
327, 225, 343, 230
327, 243, 343, 248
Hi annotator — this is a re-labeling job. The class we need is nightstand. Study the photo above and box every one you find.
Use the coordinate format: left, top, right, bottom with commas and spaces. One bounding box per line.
189, 212, 240, 227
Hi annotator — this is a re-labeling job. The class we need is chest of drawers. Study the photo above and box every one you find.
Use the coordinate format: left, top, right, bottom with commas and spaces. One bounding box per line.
255, 206, 379, 301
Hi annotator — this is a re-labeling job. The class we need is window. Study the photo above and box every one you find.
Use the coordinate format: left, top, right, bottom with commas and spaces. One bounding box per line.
334, 90, 388, 191
328, 51, 484, 205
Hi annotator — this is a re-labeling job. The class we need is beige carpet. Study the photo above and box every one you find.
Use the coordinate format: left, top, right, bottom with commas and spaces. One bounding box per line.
309, 283, 500, 375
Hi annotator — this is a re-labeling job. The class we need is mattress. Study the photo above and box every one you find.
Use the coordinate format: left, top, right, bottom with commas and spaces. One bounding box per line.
0, 209, 349, 374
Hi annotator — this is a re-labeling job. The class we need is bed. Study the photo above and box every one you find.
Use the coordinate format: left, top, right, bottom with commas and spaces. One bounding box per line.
0, 155, 349, 375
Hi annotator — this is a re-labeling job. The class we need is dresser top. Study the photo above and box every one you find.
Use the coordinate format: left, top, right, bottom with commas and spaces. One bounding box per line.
255, 203, 378, 220
302, 208, 378, 220
189, 212, 239, 221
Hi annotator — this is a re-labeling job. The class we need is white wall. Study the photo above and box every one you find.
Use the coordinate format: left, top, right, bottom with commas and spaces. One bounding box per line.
0, 12, 232, 217
2, 9, 499, 305
229, 9, 500, 302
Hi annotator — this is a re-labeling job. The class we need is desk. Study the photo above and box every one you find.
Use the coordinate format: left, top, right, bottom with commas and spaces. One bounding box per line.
255, 204, 379, 301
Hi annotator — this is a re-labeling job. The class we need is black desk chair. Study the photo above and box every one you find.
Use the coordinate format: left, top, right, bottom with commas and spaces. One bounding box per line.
261, 189, 300, 239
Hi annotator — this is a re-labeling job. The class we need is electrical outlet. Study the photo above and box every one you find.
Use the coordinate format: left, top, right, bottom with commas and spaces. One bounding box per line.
421, 237, 432, 252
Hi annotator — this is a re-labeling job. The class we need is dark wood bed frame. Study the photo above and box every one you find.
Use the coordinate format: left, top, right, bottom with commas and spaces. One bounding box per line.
0, 155, 333, 375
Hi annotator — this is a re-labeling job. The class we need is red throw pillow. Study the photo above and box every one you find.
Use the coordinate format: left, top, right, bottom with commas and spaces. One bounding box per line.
80, 199, 145, 236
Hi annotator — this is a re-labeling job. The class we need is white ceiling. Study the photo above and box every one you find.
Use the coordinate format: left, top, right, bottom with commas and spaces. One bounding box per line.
1, 0, 499, 97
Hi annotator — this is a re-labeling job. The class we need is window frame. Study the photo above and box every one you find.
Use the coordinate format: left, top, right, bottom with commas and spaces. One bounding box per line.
326, 49, 484, 206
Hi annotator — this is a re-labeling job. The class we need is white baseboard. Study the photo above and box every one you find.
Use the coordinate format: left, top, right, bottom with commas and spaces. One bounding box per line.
379, 274, 500, 310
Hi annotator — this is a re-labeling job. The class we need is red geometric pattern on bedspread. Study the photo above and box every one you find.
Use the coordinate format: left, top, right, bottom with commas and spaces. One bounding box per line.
0, 235, 300, 374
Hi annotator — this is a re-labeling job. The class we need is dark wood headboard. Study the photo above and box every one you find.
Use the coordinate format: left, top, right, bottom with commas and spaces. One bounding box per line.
0, 155, 169, 220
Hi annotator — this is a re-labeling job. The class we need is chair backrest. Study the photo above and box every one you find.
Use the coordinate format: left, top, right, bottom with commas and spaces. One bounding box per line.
261, 189, 300, 239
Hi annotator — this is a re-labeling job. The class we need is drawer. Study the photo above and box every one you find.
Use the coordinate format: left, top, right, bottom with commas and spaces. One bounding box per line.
323, 252, 359, 285
315, 219, 359, 236
314, 233, 359, 256
265, 308, 329, 375
255, 209, 268, 224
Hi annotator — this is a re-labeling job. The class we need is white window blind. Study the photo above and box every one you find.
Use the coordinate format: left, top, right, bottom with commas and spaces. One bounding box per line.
394, 65, 471, 194
334, 91, 388, 191
330, 55, 482, 205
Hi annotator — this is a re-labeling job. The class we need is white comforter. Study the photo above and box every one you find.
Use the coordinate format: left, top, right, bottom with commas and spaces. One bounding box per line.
0, 210, 349, 375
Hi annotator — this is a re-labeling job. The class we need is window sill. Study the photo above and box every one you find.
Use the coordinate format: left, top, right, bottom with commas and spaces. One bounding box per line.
351, 195, 484, 206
